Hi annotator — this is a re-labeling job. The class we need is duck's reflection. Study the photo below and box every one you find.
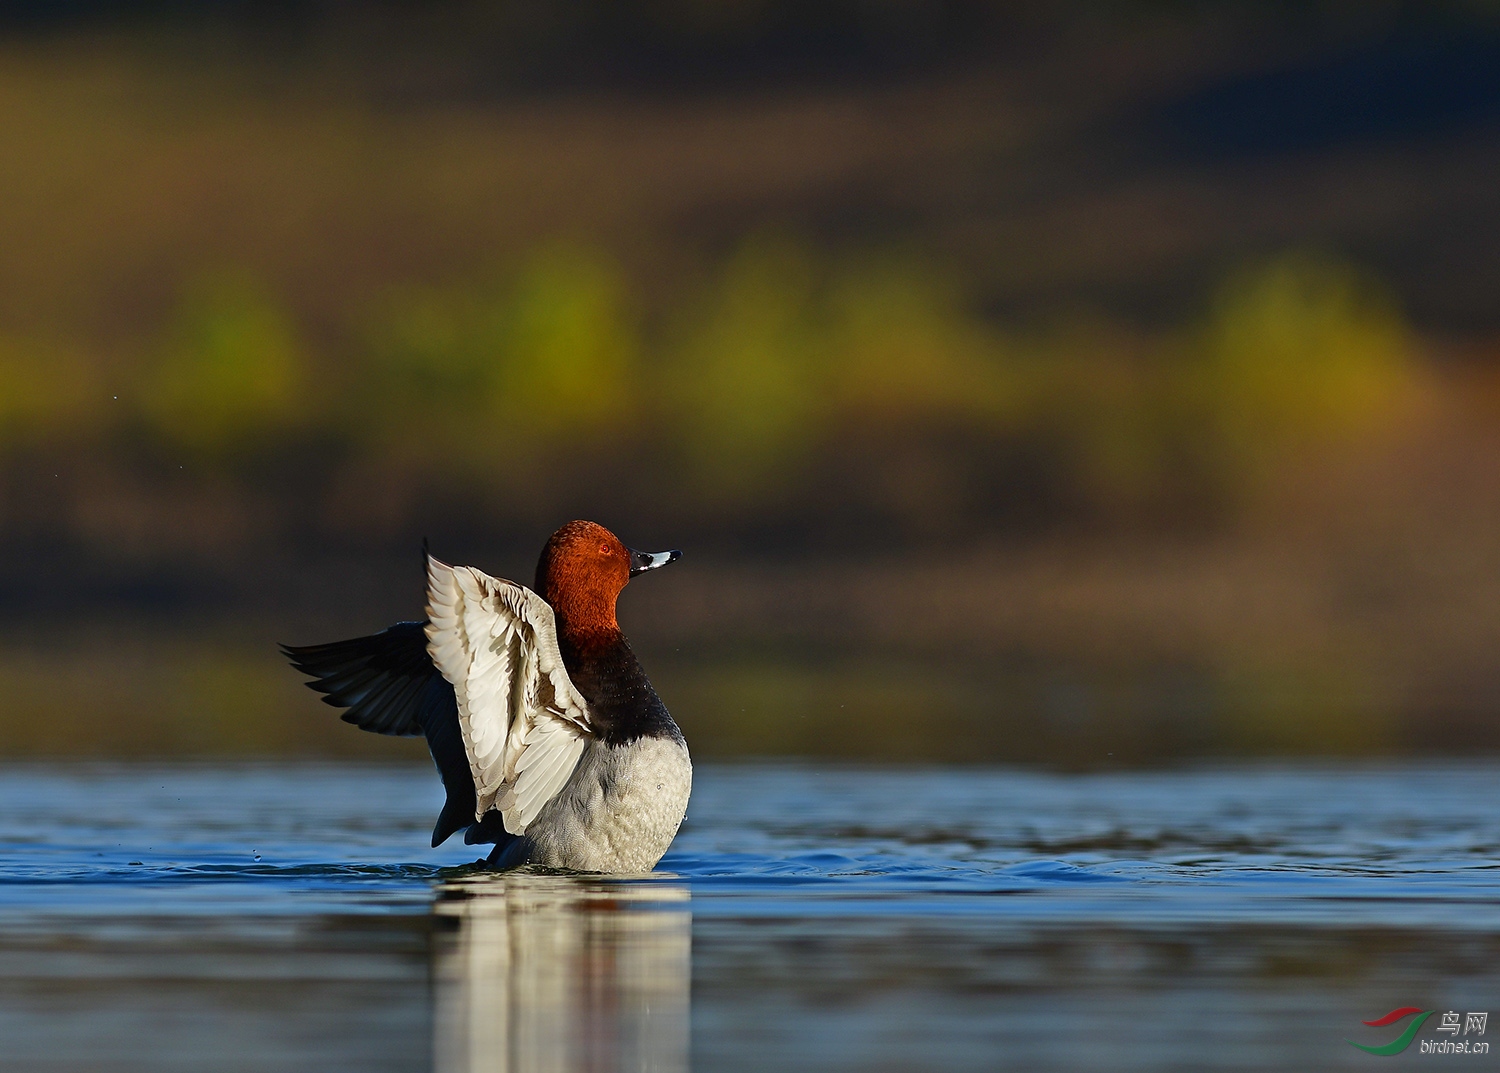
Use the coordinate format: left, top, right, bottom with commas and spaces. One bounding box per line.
432, 873, 691, 1073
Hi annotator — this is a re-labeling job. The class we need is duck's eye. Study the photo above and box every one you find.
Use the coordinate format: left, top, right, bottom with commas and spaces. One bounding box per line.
599, 543, 612, 556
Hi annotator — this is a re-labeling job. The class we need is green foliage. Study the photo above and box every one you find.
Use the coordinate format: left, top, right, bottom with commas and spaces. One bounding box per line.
502, 246, 639, 434
665, 237, 828, 493
140, 273, 305, 456
650, 242, 1422, 519
0, 236, 1425, 529
362, 244, 639, 470
662, 238, 1036, 505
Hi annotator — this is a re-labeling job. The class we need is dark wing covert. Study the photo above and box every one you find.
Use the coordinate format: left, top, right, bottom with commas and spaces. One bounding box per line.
281, 621, 494, 848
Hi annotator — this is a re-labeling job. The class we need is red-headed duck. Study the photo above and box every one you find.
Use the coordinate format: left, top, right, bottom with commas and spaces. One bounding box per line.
283, 520, 689, 873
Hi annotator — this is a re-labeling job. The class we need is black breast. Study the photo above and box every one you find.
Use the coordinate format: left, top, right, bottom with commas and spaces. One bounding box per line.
559, 632, 683, 746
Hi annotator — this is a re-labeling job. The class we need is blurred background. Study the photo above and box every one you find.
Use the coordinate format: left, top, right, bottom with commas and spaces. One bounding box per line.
2, 0, 1500, 763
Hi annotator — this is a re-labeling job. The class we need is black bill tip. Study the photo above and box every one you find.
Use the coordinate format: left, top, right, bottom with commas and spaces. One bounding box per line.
629, 548, 683, 576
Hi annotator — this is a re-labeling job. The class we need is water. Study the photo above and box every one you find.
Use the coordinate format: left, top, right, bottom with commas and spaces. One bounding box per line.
0, 761, 1496, 1071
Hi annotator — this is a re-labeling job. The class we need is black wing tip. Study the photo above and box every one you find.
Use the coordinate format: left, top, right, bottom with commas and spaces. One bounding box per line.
432, 817, 461, 847
280, 624, 440, 738
280, 642, 316, 678
281, 639, 334, 665
280, 642, 333, 685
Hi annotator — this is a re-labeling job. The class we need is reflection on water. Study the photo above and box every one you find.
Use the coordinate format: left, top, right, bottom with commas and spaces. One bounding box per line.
0, 761, 1496, 1071
433, 875, 690, 1073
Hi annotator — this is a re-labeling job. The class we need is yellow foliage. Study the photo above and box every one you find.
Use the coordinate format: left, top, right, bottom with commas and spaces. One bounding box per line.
1027, 326, 1173, 507
1186, 253, 1417, 475
0, 336, 98, 447
823, 257, 1023, 426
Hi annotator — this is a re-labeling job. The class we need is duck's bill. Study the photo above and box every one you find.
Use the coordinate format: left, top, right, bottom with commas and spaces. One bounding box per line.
629, 548, 682, 576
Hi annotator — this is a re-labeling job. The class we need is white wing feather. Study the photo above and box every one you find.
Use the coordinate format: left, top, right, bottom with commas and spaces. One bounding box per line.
424, 555, 592, 835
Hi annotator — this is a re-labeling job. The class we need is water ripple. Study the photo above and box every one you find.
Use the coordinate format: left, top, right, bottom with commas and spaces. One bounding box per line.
0, 760, 1494, 928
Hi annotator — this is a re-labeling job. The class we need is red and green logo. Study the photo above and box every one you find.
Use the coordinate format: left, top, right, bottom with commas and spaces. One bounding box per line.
1347, 1008, 1434, 1055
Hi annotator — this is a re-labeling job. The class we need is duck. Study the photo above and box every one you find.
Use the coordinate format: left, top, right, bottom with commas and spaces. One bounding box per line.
282, 520, 691, 873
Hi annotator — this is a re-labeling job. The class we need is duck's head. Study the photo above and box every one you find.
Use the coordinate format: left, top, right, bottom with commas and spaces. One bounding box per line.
535, 519, 681, 634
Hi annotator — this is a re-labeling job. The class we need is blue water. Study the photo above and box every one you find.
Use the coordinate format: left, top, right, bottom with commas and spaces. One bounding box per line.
0, 761, 1496, 1071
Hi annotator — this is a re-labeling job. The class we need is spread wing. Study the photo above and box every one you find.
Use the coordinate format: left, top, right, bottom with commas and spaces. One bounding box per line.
423, 554, 593, 836
280, 621, 436, 737
282, 623, 488, 848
